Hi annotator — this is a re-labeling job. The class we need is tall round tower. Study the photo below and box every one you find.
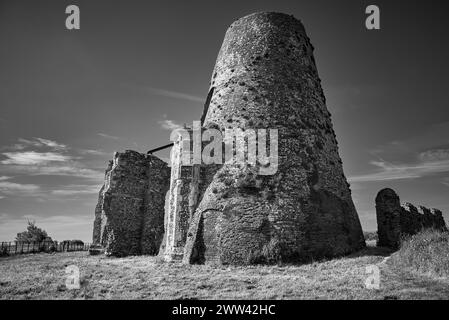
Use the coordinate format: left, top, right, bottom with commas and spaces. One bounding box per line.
184, 12, 365, 265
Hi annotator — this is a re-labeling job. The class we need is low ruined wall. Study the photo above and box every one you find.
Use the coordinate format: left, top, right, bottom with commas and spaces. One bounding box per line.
376, 188, 447, 249
93, 150, 170, 256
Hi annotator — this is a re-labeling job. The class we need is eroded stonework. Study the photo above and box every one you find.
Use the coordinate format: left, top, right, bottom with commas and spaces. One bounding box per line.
179, 12, 366, 264
376, 188, 447, 249
93, 150, 170, 256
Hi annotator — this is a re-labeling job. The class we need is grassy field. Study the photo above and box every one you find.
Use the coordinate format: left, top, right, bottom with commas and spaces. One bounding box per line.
1, 239, 448, 300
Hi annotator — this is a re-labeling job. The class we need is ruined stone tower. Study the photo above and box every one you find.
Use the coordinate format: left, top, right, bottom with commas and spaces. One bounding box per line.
180, 12, 365, 264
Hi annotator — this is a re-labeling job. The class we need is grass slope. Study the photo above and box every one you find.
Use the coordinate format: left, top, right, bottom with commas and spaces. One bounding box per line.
390, 229, 449, 279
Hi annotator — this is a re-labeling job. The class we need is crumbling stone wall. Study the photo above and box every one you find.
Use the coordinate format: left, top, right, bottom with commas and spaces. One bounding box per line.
93, 160, 113, 244
93, 150, 170, 256
182, 12, 365, 265
376, 188, 447, 249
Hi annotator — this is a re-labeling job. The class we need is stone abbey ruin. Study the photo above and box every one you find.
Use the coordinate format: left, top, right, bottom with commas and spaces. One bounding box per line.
92, 12, 445, 264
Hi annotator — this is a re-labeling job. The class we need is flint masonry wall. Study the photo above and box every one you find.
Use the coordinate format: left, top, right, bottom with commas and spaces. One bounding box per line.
376, 188, 447, 249
182, 12, 366, 265
93, 150, 170, 256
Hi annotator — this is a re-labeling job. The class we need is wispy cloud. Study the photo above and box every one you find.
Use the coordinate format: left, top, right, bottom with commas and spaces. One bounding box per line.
370, 122, 449, 157
2, 137, 68, 152
0, 178, 100, 200
158, 119, 183, 131
419, 149, 449, 162
97, 133, 120, 140
146, 87, 204, 103
442, 178, 449, 187
79, 149, 109, 156
0, 176, 100, 200
356, 122, 449, 183
16, 137, 67, 150
1, 151, 73, 165
0, 138, 103, 181
1, 164, 103, 181
348, 158, 449, 183
0, 180, 40, 196
36, 138, 67, 150
50, 184, 100, 196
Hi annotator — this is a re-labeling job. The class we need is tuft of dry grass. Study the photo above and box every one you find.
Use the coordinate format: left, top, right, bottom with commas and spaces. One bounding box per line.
390, 229, 449, 278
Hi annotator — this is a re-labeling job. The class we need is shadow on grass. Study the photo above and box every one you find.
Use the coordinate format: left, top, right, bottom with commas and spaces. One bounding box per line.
346, 244, 395, 259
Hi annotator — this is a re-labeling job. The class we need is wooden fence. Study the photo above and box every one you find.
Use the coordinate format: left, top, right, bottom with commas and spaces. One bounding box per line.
0, 241, 91, 256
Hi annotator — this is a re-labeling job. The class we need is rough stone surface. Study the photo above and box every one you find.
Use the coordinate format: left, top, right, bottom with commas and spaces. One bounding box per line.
376, 188, 447, 249
93, 150, 170, 256
181, 12, 365, 265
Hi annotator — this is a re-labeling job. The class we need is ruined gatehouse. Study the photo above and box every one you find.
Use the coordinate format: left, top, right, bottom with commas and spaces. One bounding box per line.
93, 12, 366, 264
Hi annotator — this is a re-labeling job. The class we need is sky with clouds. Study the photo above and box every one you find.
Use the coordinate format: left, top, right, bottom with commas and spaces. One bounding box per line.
1, 0, 448, 241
